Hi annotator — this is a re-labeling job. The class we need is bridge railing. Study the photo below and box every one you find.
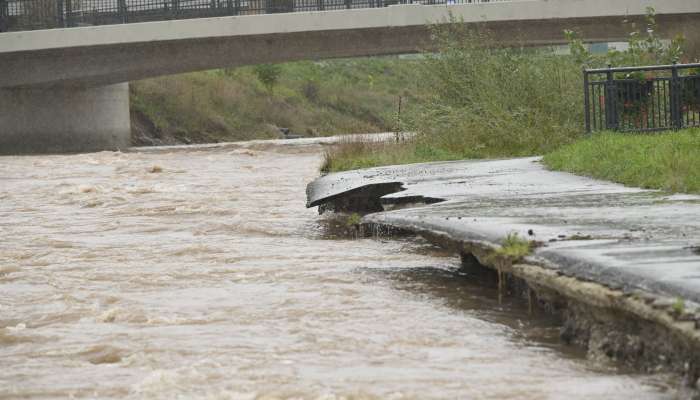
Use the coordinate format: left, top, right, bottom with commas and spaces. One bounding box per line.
0, 0, 510, 32
584, 63, 700, 133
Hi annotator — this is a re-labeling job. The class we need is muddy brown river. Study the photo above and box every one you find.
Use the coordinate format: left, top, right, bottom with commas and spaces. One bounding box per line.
0, 140, 682, 399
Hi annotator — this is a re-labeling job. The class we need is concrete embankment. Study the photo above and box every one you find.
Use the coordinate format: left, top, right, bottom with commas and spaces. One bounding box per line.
306, 157, 700, 390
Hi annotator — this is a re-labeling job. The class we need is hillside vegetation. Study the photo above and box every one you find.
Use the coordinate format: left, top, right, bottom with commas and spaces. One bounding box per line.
130, 57, 422, 145
322, 24, 584, 172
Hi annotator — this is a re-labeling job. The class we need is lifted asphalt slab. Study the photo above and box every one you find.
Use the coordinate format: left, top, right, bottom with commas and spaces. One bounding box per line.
307, 157, 700, 303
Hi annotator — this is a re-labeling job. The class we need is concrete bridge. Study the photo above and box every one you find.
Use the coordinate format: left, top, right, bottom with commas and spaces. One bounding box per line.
1, 0, 699, 154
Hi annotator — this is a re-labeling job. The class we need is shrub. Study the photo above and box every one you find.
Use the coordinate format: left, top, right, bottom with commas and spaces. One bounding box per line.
406, 20, 583, 158
254, 63, 282, 93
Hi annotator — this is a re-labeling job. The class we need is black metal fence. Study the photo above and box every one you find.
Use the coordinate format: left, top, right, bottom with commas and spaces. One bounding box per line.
584, 63, 700, 133
0, 0, 505, 32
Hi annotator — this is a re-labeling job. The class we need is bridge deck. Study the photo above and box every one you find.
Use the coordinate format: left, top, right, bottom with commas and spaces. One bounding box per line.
0, 0, 698, 89
1, 0, 507, 32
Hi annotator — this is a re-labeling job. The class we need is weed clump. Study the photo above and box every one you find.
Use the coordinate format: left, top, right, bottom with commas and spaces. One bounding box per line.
672, 297, 686, 315
346, 213, 362, 227
495, 232, 534, 261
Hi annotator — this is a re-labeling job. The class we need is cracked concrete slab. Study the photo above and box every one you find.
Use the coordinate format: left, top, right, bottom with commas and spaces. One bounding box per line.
307, 157, 700, 303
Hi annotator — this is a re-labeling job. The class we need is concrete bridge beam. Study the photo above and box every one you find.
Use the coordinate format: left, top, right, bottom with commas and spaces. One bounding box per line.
0, 83, 130, 155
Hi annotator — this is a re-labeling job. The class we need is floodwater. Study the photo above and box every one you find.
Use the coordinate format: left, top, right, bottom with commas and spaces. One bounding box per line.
0, 140, 681, 399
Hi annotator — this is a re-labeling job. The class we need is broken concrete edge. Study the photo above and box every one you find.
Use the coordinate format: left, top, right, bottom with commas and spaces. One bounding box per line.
361, 219, 700, 389
309, 182, 700, 389
307, 182, 406, 210
307, 180, 447, 211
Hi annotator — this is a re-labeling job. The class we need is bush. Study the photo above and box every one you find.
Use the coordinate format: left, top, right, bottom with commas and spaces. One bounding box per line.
406, 22, 583, 158
254, 64, 282, 93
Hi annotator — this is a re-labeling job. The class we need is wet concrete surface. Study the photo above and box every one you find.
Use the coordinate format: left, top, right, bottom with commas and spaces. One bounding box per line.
307, 157, 700, 304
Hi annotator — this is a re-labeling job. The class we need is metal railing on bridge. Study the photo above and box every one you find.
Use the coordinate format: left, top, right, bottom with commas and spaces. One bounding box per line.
0, 0, 508, 32
584, 63, 700, 133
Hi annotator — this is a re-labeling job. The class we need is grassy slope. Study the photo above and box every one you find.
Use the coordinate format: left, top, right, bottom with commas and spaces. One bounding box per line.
130, 57, 422, 145
543, 129, 700, 194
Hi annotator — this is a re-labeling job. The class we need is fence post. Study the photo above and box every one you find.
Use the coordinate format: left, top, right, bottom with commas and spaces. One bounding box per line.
317, 0, 324, 11
65, 0, 73, 27
55, 0, 64, 27
670, 63, 682, 130
171, 0, 179, 17
118, 0, 127, 23
583, 68, 591, 133
345, 0, 351, 8
604, 65, 617, 130
0, 0, 9, 31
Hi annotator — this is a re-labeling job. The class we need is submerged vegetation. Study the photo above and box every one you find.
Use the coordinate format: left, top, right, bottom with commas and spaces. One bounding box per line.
543, 129, 700, 194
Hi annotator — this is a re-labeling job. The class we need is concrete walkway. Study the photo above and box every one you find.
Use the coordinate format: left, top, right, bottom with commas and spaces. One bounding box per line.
307, 157, 700, 304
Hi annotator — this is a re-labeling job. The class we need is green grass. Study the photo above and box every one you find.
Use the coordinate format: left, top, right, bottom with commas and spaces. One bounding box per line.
672, 297, 686, 314
321, 138, 462, 173
130, 57, 422, 144
495, 232, 533, 260
543, 129, 700, 194
346, 212, 362, 227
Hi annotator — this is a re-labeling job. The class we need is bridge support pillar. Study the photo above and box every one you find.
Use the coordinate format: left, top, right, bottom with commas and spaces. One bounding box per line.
0, 83, 130, 155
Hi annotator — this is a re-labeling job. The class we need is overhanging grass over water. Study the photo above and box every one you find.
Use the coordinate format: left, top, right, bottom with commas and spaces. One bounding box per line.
543, 128, 700, 194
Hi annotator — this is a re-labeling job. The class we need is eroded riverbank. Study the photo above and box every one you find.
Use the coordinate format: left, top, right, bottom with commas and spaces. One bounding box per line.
0, 140, 688, 398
